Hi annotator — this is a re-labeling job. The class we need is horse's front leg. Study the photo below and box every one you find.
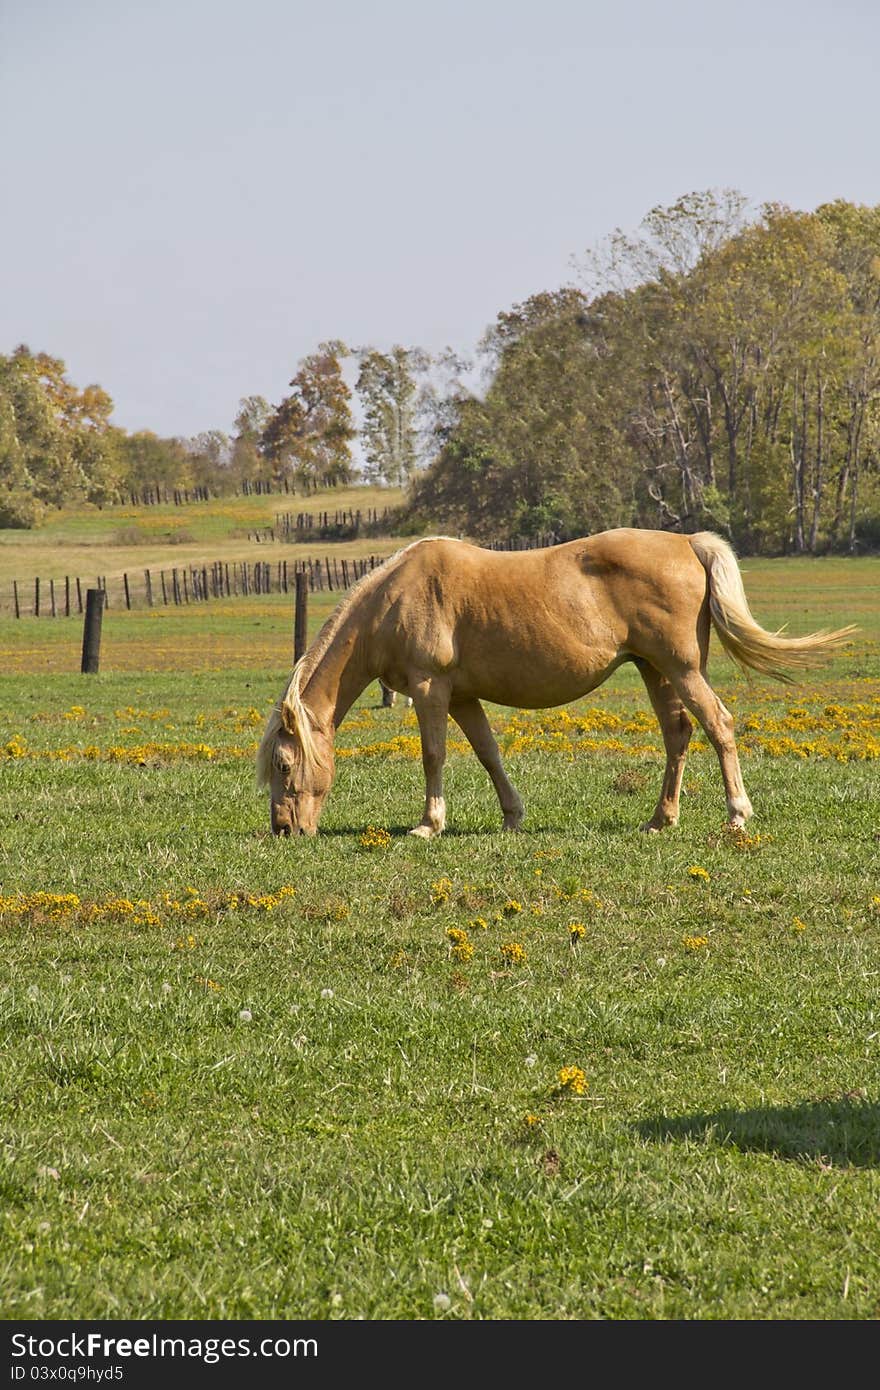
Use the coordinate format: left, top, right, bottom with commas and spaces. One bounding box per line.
408, 673, 451, 838
450, 697, 524, 831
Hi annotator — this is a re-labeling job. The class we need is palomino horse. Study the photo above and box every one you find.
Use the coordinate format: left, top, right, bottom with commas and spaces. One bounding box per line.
257, 530, 854, 837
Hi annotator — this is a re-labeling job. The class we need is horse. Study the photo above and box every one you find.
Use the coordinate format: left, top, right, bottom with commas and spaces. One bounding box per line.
256, 529, 855, 838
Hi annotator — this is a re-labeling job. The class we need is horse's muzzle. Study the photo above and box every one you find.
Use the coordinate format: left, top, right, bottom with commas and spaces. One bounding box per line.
271, 813, 316, 838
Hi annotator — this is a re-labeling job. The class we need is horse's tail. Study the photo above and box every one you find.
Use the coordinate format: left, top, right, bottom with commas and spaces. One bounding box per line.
688, 531, 857, 683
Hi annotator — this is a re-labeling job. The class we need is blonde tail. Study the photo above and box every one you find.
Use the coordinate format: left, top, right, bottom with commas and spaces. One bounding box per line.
688, 532, 857, 683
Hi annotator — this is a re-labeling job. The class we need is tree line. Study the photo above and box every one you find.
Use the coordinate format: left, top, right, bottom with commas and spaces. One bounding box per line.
411, 192, 880, 554
4, 191, 878, 553
0, 340, 459, 528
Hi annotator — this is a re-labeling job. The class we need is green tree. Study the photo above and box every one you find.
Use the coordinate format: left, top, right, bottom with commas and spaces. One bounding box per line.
816, 200, 880, 551
73, 425, 125, 507
119, 431, 190, 494
261, 342, 355, 491
410, 292, 635, 540
355, 345, 428, 484
231, 396, 272, 487
0, 348, 85, 510
412, 193, 880, 553
187, 430, 231, 493
0, 384, 41, 527
0, 346, 125, 520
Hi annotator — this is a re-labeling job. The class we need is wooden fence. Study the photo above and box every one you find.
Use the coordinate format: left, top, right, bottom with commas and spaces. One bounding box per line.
8, 556, 383, 618
5, 533, 561, 619
120, 479, 344, 506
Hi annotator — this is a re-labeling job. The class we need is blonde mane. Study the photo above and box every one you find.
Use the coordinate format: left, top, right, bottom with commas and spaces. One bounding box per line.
256, 540, 434, 789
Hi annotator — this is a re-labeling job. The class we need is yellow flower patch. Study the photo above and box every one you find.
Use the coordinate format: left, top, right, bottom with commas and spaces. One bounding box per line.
359, 825, 392, 850
446, 927, 475, 963
500, 941, 526, 965
556, 1065, 588, 1095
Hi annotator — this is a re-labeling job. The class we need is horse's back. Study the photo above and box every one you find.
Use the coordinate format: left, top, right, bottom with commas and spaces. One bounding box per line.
374, 531, 707, 699
385, 531, 707, 626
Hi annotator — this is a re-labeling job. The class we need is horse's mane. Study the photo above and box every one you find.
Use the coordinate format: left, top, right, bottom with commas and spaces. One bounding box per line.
256, 539, 435, 789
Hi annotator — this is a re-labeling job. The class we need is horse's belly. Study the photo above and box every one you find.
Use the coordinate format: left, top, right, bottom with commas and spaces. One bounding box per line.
452, 648, 621, 709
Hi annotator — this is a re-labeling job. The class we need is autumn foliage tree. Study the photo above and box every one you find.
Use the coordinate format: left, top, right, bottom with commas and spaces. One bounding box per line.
0, 346, 123, 525
260, 341, 355, 492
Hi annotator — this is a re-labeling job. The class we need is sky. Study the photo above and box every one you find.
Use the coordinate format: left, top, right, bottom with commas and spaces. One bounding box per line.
2, 0, 879, 441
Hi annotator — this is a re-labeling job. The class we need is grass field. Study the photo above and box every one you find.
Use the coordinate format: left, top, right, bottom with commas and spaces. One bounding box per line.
0, 483, 405, 616
1, 547, 879, 1320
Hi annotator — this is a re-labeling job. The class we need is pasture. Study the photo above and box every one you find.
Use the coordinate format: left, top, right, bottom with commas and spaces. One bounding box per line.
0, 483, 404, 616
1, 550, 879, 1320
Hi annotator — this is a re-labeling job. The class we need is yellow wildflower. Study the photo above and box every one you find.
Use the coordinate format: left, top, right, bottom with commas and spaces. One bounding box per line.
359, 825, 392, 850
445, 927, 474, 963
556, 1065, 588, 1095
430, 877, 453, 906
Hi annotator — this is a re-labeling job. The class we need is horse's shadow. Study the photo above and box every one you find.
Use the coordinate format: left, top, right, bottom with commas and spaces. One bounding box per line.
636, 1093, 880, 1168
324, 824, 480, 839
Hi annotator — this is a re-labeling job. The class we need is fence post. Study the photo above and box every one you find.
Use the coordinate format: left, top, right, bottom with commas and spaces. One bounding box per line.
145, 570, 153, 607
80, 588, 105, 674
294, 570, 308, 663
123, 573, 131, 610
13, 580, 20, 618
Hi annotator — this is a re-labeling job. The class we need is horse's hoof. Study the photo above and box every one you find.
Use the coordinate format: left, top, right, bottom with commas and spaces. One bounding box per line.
501, 817, 524, 832
639, 817, 676, 834
408, 824, 441, 839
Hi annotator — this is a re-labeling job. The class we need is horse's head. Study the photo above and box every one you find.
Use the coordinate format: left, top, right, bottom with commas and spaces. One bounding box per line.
269, 723, 335, 836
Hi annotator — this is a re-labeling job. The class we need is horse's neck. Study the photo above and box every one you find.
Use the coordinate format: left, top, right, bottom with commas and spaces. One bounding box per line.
302, 622, 370, 732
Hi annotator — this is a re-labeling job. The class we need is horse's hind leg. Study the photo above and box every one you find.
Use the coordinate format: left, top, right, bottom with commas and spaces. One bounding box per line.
450, 697, 524, 831
665, 666, 753, 828
408, 673, 452, 838
635, 661, 693, 832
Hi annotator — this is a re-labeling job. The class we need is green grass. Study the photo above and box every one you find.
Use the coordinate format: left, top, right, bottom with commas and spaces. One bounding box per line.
1, 556, 879, 1320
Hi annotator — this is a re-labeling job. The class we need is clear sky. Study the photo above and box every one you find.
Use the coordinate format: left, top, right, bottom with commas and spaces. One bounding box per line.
2, 0, 878, 440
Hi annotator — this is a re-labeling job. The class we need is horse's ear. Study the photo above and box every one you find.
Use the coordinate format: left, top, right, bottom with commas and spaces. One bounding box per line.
279, 702, 299, 736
